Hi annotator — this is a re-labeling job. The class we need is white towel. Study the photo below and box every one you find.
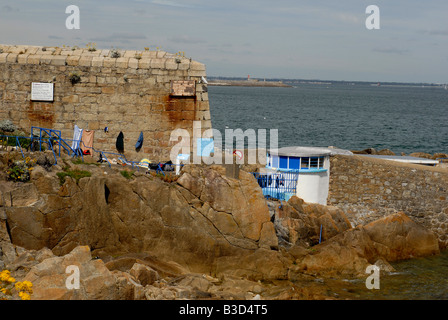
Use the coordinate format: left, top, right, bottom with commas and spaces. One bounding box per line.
71, 125, 83, 151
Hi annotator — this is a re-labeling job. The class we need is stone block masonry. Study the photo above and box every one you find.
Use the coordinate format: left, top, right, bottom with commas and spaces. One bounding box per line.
0, 44, 212, 161
329, 155, 448, 249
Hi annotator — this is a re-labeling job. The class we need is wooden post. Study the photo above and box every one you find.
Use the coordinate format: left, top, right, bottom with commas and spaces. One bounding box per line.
225, 154, 240, 179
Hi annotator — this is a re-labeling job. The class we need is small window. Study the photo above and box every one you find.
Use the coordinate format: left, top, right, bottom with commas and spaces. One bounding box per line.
300, 157, 310, 169
271, 155, 279, 168
289, 157, 300, 169
310, 157, 319, 168
300, 156, 325, 169
318, 156, 325, 168
279, 156, 288, 169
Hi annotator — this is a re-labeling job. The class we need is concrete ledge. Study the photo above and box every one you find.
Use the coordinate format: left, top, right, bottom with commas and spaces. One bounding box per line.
0, 45, 205, 74
50, 56, 67, 66
27, 54, 42, 65
116, 57, 129, 68
79, 56, 93, 67
190, 61, 206, 71
92, 57, 104, 67
66, 55, 80, 66
40, 55, 53, 65
128, 58, 139, 69
138, 58, 151, 69
17, 54, 30, 64
151, 59, 166, 69
6, 53, 18, 63
0, 53, 9, 63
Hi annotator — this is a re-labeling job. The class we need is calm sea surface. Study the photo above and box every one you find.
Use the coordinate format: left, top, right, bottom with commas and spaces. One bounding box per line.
324, 249, 448, 300
208, 84, 448, 155
209, 84, 448, 300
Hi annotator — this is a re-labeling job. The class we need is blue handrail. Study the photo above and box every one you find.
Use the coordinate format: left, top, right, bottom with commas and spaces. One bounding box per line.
319, 224, 323, 244
1, 134, 32, 160
251, 171, 299, 201
1, 129, 181, 173
15, 136, 25, 158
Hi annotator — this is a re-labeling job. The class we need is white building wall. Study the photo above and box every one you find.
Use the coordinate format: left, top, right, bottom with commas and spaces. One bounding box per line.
296, 156, 330, 205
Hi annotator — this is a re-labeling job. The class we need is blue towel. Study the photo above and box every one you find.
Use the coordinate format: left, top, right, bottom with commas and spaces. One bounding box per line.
135, 131, 143, 149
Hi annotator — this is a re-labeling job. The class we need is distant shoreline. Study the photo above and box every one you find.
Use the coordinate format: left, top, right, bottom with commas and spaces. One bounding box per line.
208, 78, 447, 88
208, 80, 292, 88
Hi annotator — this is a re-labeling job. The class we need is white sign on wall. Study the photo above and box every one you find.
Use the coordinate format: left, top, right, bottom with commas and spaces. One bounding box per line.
31, 82, 54, 101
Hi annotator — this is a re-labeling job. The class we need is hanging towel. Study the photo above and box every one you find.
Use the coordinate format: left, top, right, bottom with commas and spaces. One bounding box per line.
71, 125, 83, 154
81, 130, 95, 156
135, 131, 144, 150
116, 131, 124, 153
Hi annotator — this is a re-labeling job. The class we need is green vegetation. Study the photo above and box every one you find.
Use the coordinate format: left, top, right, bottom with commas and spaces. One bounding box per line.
120, 170, 134, 180
6, 157, 36, 182
68, 72, 81, 85
57, 168, 91, 185
71, 158, 99, 166
110, 47, 121, 58
0, 135, 32, 150
0, 121, 32, 150
86, 42, 97, 52
71, 158, 84, 165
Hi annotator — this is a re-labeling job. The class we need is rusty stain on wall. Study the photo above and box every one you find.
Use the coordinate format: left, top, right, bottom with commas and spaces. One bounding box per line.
27, 101, 55, 128
170, 80, 196, 97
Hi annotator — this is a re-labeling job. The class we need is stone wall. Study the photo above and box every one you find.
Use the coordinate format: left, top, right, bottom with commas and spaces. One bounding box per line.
329, 155, 448, 248
0, 44, 212, 161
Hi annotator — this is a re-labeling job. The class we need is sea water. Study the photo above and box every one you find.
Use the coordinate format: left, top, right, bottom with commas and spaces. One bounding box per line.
208, 84, 448, 155
325, 250, 448, 300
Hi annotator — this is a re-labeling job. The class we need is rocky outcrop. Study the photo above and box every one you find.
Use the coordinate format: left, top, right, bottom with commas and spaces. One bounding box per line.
351, 148, 395, 155
273, 196, 352, 247
363, 212, 440, 261
293, 212, 440, 277
23, 246, 129, 300
2, 159, 284, 280
3, 244, 329, 300
0, 152, 443, 300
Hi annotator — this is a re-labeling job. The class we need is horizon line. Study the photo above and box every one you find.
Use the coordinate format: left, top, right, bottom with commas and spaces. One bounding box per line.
208, 76, 448, 86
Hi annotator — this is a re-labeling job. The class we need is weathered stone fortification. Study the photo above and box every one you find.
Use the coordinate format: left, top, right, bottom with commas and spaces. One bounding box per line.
0, 44, 212, 161
329, 155, 448, 249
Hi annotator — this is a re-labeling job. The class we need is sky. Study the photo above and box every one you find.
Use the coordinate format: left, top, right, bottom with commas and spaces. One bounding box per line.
1, 0, 447, 83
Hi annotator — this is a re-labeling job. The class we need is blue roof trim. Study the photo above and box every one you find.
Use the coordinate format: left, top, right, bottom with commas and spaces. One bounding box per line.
265, 165, 300, 172
266, 165, 327, 173
298, 168, 328, 173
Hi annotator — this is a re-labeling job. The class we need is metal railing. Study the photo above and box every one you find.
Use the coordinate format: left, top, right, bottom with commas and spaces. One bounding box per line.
1, 127, 183, 174
251, 171, 299, 201
73, 139, 175, 174
1, 133, 70, 165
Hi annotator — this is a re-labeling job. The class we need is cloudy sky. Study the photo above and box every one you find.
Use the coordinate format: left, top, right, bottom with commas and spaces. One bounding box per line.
1, 0, 447, 83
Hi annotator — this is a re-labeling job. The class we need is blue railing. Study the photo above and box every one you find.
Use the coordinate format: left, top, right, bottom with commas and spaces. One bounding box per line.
1, 127, 182, 174
251, 171, 299, 201
1, 133, 68, 165
73, 139, 174, 174
0, 135, 29, 158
